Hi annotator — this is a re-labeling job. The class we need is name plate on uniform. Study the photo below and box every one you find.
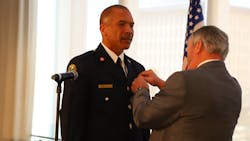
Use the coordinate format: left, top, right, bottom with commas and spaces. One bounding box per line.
98, 84, 113, 89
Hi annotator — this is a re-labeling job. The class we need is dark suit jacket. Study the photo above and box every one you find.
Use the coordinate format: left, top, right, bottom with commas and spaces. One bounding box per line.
132, 61, 241, 141
60, 44, 150, 141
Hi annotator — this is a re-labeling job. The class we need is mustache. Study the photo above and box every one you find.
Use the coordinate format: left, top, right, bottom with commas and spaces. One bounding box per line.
121, 34, 133, 40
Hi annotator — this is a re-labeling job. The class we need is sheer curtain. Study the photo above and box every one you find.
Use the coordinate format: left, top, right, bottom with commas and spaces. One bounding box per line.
227, 2, 250, 139
127, 0, 194, 94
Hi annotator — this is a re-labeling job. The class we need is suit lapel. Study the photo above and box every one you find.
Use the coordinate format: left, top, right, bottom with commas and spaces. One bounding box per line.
94, 44, 113, 63
94, 44, 127, 81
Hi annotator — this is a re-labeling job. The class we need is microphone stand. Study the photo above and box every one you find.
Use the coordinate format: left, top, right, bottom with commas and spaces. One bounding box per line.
51, 68, 77, 141
53, 79, 62, 141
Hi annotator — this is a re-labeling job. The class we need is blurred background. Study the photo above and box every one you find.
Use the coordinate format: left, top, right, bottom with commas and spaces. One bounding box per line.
0, 0, 249, 140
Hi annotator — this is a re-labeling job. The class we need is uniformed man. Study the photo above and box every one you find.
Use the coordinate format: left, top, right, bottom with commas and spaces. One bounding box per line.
60, 4, 150, 141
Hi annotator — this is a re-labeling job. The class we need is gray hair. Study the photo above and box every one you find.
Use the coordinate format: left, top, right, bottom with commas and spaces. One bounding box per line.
192, 25, 229, 60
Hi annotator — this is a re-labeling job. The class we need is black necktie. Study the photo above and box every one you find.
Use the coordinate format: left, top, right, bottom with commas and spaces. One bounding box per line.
116, 57, 126, 77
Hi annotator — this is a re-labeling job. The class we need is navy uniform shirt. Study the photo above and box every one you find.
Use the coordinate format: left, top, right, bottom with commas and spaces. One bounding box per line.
60, 43, 150, 141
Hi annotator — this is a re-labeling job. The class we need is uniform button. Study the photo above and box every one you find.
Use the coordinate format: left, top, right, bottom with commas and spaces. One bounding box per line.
126, 86, 130, 91
129, 123, 133, 129
104, 97, 109, 101
128, 104, 132, 110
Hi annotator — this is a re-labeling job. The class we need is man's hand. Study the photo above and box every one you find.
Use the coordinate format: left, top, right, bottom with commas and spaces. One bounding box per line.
131, 70, 165, 94
140, 70, 165, 89
131, 75, 149, 94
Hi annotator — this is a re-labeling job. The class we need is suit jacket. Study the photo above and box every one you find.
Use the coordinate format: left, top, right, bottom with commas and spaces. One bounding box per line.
132, 61, 241, 141
60, 44, 150, 141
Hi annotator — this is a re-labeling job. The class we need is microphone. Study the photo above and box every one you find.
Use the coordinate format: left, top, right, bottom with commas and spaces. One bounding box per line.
51, 64, 78, 82
51, 71, 78, 81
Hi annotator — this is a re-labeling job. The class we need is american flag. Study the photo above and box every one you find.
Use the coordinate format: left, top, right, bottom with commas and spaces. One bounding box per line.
182, 0, 204, 70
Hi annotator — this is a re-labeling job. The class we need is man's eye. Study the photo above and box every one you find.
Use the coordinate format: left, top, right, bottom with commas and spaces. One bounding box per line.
119, 22, 125, 26
130, 23, 134, 28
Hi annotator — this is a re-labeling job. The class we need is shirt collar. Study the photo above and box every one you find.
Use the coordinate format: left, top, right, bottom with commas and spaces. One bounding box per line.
101, 42, 125, 63
197, 59, 221, 68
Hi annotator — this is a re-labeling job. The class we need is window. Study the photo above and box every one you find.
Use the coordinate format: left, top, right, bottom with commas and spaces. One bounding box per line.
230, 0, 250, 8
227, 0, 250, 140
127, 0, 206, 93
32, 0, 57, 139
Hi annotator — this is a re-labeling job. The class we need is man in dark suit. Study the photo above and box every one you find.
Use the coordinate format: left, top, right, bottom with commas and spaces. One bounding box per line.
60, 4, 149, 141
131, 25, 242, 141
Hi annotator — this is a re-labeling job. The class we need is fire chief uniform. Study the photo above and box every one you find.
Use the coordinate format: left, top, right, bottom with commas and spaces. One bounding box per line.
60, 43, 150, 141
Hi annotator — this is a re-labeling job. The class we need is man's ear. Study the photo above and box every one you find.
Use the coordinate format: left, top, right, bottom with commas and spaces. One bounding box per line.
194, 39, 203, 54
100, 24, 108, 37
100, 24, 104, 33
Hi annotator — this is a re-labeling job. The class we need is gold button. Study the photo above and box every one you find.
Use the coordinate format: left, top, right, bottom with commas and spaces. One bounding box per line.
105, 97, 109, 101
126, 86, 130, 91
128, 104, 132, 110
129, 123, 133, 129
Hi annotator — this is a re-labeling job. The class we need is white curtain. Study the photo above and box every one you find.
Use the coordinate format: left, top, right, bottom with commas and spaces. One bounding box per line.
0, 0, 37, 140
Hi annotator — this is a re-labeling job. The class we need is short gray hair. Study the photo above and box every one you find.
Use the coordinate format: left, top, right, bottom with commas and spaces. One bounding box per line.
192, 25, 229, 60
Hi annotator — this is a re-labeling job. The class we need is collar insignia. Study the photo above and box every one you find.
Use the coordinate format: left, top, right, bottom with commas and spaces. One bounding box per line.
100, 57, 105, 62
